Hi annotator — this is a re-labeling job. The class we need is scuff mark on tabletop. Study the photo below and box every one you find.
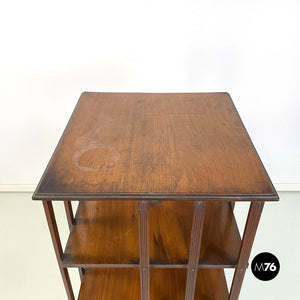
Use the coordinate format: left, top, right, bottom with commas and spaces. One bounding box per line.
72, 112, 120, 172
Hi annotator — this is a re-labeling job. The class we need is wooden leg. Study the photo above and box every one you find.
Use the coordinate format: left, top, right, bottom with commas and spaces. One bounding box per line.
43, 201, 75, 300
64, 200, 85, 281
64, 201, 74, 231
185, 201, 206, 300
138, 201, 150, 300
229, 201, 264, 300
230, 201, 236, 211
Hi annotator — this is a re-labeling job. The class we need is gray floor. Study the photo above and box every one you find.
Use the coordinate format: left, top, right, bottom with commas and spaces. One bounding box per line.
0, 192, 299, 299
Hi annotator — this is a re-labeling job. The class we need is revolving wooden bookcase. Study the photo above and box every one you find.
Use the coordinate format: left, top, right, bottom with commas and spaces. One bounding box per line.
33, 92, 279, 300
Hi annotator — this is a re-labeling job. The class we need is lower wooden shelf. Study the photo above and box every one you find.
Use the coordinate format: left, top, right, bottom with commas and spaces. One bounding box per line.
62, 201, 241, 268
78, 268, 228, 300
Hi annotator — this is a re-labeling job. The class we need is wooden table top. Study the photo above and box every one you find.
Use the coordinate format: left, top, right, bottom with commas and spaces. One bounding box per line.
33, 92, 278, 201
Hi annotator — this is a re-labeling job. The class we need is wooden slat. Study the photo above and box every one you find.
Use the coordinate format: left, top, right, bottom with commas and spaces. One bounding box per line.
230, 201, 236, 210
62, 201, 240, 268
138, 201, 150, 300
185, 201, 206, 300
64, 200, 74, 230
33, 92, 278, 201
63, 200, 85, 281
78, 268, 228, 300
43, 201, 75, 300
229, 201, 264, 300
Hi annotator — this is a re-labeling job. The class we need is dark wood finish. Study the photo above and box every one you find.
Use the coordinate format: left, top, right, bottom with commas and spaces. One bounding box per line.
63, 200, 85, 281
79, 266, 86, 280
33, 92, 278, 202
199, 201, 241, 267
139, 201, 150, 300
195, 268, 228, 300
61, 201, 241, 268
78, 268, 140, 300
185, 201, 206, 300
35, 92, 278, 300
64, 201, 74, 230
43, 201, 75, 300
62, 201, 139, 266
229, 201, 264, 300
78, 268, 228, 300
152, 268, 228, 300
230, 201, 235, 210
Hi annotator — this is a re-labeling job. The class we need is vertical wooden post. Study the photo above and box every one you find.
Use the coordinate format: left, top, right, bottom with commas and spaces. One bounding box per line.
185, 201, 206, 300
230, 201, 236, 211
64, 201, 74, 231
43, 201, 75, 300
64, 200, 84, 281
138, 201, 150, 300
229, 201, 264, 300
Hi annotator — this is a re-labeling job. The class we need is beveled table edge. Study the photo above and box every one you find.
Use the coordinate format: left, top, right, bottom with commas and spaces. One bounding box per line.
32, 192, 279, 201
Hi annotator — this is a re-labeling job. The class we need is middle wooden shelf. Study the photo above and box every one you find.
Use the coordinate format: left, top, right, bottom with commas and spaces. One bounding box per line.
62, 200, 241, 268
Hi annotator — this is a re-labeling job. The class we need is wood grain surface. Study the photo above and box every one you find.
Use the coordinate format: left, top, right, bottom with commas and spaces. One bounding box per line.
78, 268, 140, 300
151, 268, 228, 300
62, 201, 240, 268
33, 92, 278, 201
78, 268, 228, 300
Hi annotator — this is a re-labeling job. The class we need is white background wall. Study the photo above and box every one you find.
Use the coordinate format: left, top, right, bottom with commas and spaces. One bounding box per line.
0, 0, 299, 187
